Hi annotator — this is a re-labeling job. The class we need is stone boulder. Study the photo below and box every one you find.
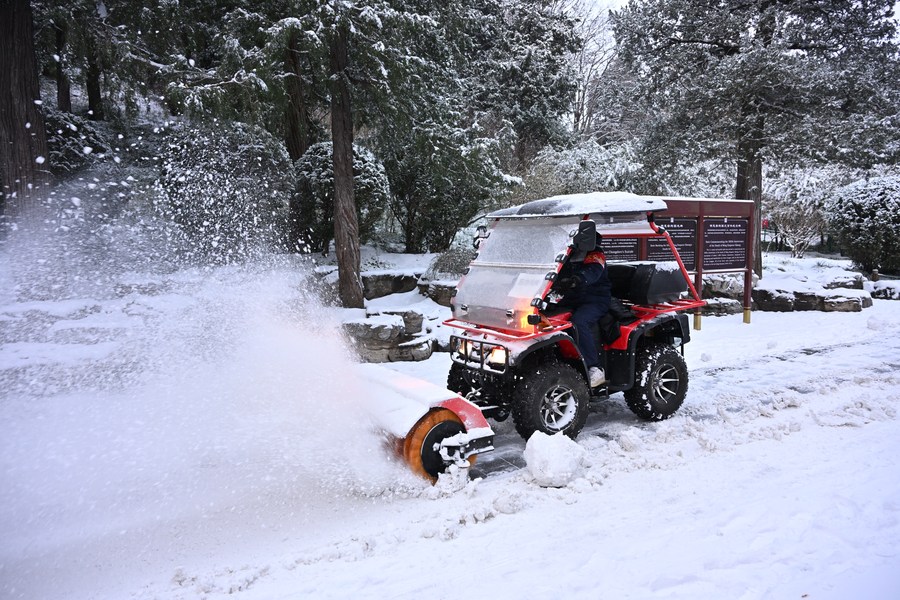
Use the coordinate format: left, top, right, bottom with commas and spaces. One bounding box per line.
752, 287, 873, 312
869, 281, 900, 300
751, 288, 796, 312
387, 336, 433, 362
823, 273, 865, 290
823, 291, 872, 312
702, 273, 756, 301
341, 311, 433, 363
378, 309, 423, 334
361, 271, 422, 300
793, 291, 824, 312
700, 297, 743, 316
417, 278, 458, 307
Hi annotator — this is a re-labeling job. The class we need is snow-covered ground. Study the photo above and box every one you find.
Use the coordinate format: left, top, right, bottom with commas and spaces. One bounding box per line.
1, 238, 899, 600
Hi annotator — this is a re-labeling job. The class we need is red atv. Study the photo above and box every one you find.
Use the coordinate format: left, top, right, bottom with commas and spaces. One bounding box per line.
444, 192, 706, 440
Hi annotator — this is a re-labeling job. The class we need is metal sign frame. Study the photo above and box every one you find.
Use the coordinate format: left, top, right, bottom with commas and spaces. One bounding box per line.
660, 197, 756, 324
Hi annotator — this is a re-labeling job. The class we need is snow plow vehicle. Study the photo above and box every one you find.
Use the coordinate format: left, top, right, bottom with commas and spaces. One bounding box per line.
445, 192, 706, 441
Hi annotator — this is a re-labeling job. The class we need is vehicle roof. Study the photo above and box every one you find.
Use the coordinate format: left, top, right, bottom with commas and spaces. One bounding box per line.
487, 192, 668, 219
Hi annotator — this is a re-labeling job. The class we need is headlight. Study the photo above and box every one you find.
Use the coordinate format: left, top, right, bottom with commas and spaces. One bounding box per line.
488, 346, 508, 366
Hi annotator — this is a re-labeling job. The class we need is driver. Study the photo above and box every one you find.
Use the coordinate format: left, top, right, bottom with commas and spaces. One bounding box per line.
556, 233, 611, 387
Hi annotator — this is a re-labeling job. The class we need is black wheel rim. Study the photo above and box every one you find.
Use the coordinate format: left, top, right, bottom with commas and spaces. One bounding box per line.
539, 384, 578, 431
651, 363, 680, 404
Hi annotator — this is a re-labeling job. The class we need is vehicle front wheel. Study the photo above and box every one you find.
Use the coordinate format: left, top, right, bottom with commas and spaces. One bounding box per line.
511, 361, 590, 440
624, 343, 688, 421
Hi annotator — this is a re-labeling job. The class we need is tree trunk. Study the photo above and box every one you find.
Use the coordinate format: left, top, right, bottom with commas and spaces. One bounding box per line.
329, 22, 364, 309
285, 30, 316, 251
0, 0, 50, 224
85, 40, 104, 120
735, 112, 765, 277
54, 20, 72, 113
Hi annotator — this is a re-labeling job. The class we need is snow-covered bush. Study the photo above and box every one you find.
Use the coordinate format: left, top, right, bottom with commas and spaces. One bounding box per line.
763, 166, 840, 258
424, 245, 476, 282
293, 142, 389, 254
522, 139, 643, 198
660, 159, 733, 198
153, 122, 293, 263
825, 176, 900, 275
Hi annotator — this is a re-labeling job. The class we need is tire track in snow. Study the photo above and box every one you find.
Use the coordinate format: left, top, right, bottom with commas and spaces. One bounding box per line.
131, 316, 900, 599
474, 331, 900, 479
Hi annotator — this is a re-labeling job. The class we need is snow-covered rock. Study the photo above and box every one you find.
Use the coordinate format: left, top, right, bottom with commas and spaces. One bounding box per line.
362, 270, 422, 300
341, 312, 433, 363
868, 280, 900, 300
416, 278, 457, 307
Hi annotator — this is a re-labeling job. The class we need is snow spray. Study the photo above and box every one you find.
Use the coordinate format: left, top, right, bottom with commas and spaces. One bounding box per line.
0, 228, 415, 565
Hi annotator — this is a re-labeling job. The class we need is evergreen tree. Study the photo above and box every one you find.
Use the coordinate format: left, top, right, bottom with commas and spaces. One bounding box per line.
32, 0, 164, 121
294, 141, 389, 254
377, 117, 504, 252
461, 0, 581, 171
611, 0, 900, 274
166, 1, 463, 307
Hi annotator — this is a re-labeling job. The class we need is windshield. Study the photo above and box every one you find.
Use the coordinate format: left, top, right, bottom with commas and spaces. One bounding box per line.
452, 218, 573, 331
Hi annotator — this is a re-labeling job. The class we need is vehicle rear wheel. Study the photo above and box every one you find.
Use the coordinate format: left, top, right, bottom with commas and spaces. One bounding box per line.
511, 361, 590, 440
624, 343, 688, 421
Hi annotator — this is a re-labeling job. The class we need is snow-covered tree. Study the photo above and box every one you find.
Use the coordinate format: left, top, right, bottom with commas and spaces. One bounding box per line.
460, 0, 581, 171
564, 0, 617, 139
763, 165, 860, 258
523, 139, 642, 198
611, 0, 900, 274
32, 0, 167, 122
293, 141, 389, 254
42, 108, 109, 174
378, 119, 505, 253
825, 175, 900, 275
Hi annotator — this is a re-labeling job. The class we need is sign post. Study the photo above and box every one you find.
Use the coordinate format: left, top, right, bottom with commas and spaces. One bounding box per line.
659, 198, 756, 326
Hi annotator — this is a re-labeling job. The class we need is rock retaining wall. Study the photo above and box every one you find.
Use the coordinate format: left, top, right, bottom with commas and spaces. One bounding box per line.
338, 267, 897, 363
751, 287, 873, 312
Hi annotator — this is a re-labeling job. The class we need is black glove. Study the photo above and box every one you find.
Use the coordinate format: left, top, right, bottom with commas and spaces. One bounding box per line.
557, 276, 580, 290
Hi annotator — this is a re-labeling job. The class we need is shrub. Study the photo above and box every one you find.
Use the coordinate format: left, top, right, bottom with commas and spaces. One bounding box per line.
425, 245, 476, 281
825, 176, 900, 275
44, 109, 110, 174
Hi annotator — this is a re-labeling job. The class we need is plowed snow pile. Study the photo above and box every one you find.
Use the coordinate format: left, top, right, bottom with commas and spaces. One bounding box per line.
524, 431, 586, 487
0, 232, 421, 598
